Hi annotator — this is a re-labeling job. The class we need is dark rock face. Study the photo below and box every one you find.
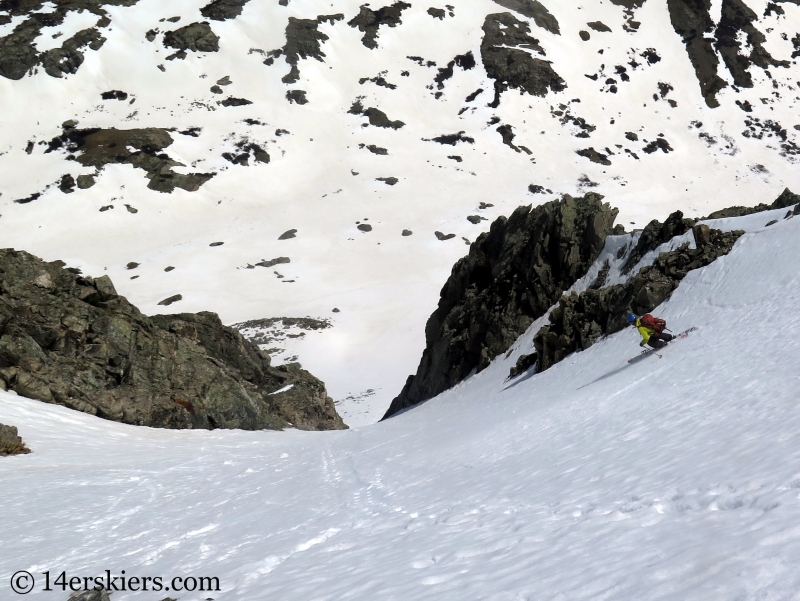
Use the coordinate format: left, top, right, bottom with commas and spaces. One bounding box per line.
0, 423, 31, 456
667, 0, 785, 107
384, 193, 618, 418
490, 0, 560, 34
577, 147, 611, 165
286, 90, 308, 104
0, 0, 139, 80
163, 22, 219, 60
0, 249, 346, 431
481, 12, 566, 108
200, 0, 252, 21
533, 226, 743, 371
667, 0, 727, 108
44, 122, 214, 193
274, 14, 344, 83
349, 106, 405, 129
348, 2, 411, 49
620, 210, 695, 274
704, 187, 800, 219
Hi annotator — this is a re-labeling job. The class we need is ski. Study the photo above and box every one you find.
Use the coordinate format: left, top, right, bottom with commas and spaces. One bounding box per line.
627, 326, 697, 363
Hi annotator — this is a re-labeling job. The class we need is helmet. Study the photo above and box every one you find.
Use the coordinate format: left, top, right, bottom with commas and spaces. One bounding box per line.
626, 314, 637, 324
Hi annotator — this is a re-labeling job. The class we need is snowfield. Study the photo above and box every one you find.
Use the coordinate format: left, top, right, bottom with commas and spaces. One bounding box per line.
2, 206, 799, 599
1, 0, 799, 420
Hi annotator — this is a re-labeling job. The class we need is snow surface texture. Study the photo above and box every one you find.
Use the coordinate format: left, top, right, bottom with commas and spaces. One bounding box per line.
1, 0, 799, 422
2, 198, 800, 599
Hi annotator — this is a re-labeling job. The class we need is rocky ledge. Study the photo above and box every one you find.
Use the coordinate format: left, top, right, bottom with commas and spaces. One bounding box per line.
0, 249, 346, 431
383, 193, 619, 418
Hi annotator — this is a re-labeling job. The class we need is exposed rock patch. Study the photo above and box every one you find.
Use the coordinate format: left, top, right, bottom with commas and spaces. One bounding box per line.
348, 2, 411, 49
620, 210, 694, 274
163, 22, 219, 60
490, 0, 560, 35
481, 12, 566, 107
533, 226, 743, 371
349, 105, 405, 129
286, 90, 308, 104
45, 122, 214, 193
0, 249, 345, 431
577, 147, 611, 165
0, 424, 31, 456
703, 187, 800, 219
424, 131, 475, 145
384, 193, 618, 418
268, 14, 344, 83
200, 0, 252, 21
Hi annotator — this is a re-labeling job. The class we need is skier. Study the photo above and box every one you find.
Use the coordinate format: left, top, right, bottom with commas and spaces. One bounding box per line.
627, 313, 674, 349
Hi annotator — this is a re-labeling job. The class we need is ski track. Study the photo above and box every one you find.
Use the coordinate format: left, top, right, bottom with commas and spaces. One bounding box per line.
0, 0, 798, 422
0, 212, 799, 599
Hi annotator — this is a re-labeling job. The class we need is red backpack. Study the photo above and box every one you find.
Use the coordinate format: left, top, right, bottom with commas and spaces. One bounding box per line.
640, 314, 666, 335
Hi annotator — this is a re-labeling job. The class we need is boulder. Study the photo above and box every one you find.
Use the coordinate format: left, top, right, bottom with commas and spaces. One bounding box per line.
0, 423, 30, 456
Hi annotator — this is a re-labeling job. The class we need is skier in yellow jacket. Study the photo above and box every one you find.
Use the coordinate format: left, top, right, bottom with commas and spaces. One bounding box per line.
627, 313, 674, 349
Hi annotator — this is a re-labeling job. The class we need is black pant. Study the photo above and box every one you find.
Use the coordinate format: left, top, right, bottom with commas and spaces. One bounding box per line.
647, 332, 673, 349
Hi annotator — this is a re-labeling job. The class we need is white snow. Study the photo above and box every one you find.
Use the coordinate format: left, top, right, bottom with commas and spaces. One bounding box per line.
2, 206, 799, 599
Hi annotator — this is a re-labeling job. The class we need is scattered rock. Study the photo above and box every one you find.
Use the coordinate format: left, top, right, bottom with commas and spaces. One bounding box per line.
364, 144, 388, 155
45, 123, 214, 194
402, 229, 413, 236
124, 204, 138, 213
448, 155, 462, 162
255, 257, 290, 269
209, 241, 224, 247
579, 30, 590, 41
210, 84, 223, 94
101, 90, 128, 100
427, 7, 445, 19
126, 262, 139, 270
625, 131, 639, 141
279, 229, 297, 240
271, 15, 344, 83
163, 22, 220, 60
357, 224, 373, 232
0, 424, 30, 456
376, 177, 398, 185
164, 266, 175, 272
434, 231, 456, 241
348, 2, 411, 49
587, 21, 612, 32
158, 294, 182, 306
220, 96, 253, 106
59, 174, 76, 194
467, 215, 487, 224
490, 0, 560, 34
385, 193, 618, 418
332, 307, 340, 312
424, 131, 474, 145
286, 90, 308, 104
0, 250, 346, 431
481, 12, 566, 108
642, 137, 673, 154
76, 175, 95, 189
576, 147, 611, 165
201, 0, 253, 21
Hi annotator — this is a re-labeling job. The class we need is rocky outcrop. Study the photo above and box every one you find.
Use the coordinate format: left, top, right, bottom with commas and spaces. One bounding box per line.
481, 12, 566, 107
620, 210, 695, 274
268, 14, 344, 83
0, 0, 138, 81
200, 0, 252, 21
0, 249, 346, 431
0, 423, 31, 456
44, 122, 214, 194
163, 22, 220, 60
348, 2, 411, 49
533, 225, 743, 371
703, 187, 800, 219
490, 0, 560, 35
383, 193, 618, 418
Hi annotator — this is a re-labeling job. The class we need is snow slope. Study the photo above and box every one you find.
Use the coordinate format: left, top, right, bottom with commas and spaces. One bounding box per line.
2, 201, 799, 599
1, 0, 799, 421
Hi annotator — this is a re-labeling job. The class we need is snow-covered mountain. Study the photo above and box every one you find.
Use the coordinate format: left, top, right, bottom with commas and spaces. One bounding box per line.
2, 205, 800, 599
1, 0, 798, 422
